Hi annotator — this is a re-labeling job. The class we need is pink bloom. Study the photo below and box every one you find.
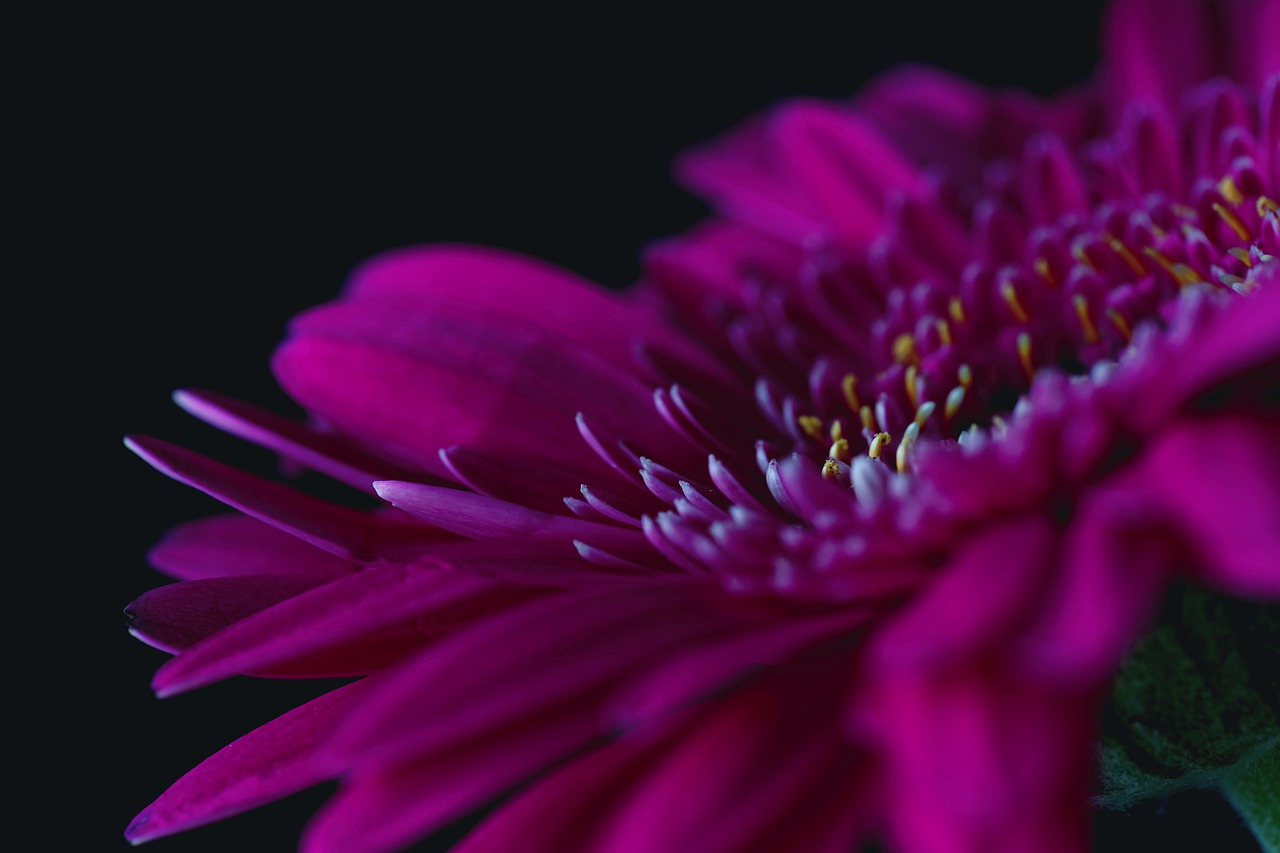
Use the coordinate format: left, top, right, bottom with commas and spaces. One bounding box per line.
124, 1, 1280, 851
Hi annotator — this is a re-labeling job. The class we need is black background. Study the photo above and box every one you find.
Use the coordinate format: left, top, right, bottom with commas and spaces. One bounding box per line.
30, 3, 1260, 851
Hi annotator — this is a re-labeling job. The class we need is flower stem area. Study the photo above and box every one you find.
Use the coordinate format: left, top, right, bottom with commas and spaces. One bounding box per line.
1223, 740, 1280, 853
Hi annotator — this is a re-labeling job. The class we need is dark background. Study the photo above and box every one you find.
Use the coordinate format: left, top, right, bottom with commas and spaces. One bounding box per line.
31, 3, 1258, 851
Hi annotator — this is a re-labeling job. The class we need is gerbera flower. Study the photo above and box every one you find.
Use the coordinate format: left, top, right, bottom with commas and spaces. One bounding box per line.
123, 1, 1280, 851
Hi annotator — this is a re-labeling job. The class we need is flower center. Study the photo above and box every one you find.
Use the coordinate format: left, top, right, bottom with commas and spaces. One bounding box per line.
786, 81, 1279, 478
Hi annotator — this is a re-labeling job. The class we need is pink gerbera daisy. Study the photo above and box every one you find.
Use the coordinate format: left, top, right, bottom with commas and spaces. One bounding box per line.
122, 1, 1280, 851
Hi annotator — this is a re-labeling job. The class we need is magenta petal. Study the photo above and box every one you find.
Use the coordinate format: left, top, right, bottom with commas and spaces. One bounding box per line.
1100, 0, 1214, 118
1013, 477, 1174, 688
147, 514, 357, 581
151, 562, 532, 696
870, 513, 1056, 673
451, 723, 678, 853
775, 99, 920, 247
372, 480, 650, 559
126, 679, 371, 845
173, 388, 428, 493
300, 699, 606, 853
856, 668, 1095, 853
604, 608, 870, 729
127, 574, 329, 653
322, 579, 758, 769
126, 436, 449, 564
337, 243, 706, 373
595, 687, 856, 853
1141, 415, 1280, 597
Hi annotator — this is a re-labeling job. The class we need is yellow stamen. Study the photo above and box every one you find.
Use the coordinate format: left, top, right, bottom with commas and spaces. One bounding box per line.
828, 437, 851, 463
935, 318, 953, 346
958, 363, 973, 390
1105, 307, 1132, 342
896, 420, 916, 468
892, 333, 920, 366
944, 385, 966, 420
1071, 242, 1097, 271
1033, 256, 1056, 287
904, 364, 920, 410
914, 400, 936, 428
798, 415, 824, 440
1218, 175, 1245, 205
1257, 196, 1278, 217
1072, 294, 1100, 345
1016, 332, 1034, 380
1142, 246, 1200, 288
829, 419, 845, 442
1212, 202, 1252, 241
1228, 247, 1253, 268
948, 297, 967, 324
1171, 263, 1203, 288
821, 459, 842, 480
868, 432, 892, 459
859, 405, 876, 431
1106, 235, 1146, 276
1000, 280, 1030, 323
841, 373, 860, 413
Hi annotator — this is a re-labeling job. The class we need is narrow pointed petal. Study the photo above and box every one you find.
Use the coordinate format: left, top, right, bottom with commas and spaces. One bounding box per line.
126, 436, 449, 564
147, 514, 357, 581
322, 580, 763, 769
151, 562, 536, 697
372, 480, 649, 558
125, 679, 371, 845
173, 388, 427, 493
126, 574, 329, 653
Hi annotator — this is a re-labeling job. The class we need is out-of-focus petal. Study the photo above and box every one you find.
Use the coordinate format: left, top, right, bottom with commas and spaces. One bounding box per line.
126, 574, 330, 653
147, 514, 357, 581
151, 561, 540, 696
1140, 415, 1280, 596
126, 679, 371, 845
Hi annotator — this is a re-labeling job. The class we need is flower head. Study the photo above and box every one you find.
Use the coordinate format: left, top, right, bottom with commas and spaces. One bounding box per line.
124, 1, 1280, 851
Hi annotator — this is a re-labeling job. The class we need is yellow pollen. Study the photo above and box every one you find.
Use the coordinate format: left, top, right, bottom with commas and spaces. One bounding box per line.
829, 419, 845, 442
904, 364, 920, 409
944, 385, 966, 420
948, 297, 967, 324
829, 437, 851, 463
1228, 247, 1253, 267
1105, 307, 1133, 342
1257, 196, 1278, 216
868, 432, 892, 459
1218, 175, 1245, 205
821, 459, 842, 480
958, 363, 973, 390
892, 334, 920, 365
1016, 332, 1035, 380
841, 373, 860, 413
1000, 280, 1030, 323
1033, 256, 1057, 287
935, 318, 953, 346
1212, 202, 1253, 241
798, 415, 824, 440
1106, 235, 1147, 275
1072, 294, 1100, 345
859, 405, 876, 431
